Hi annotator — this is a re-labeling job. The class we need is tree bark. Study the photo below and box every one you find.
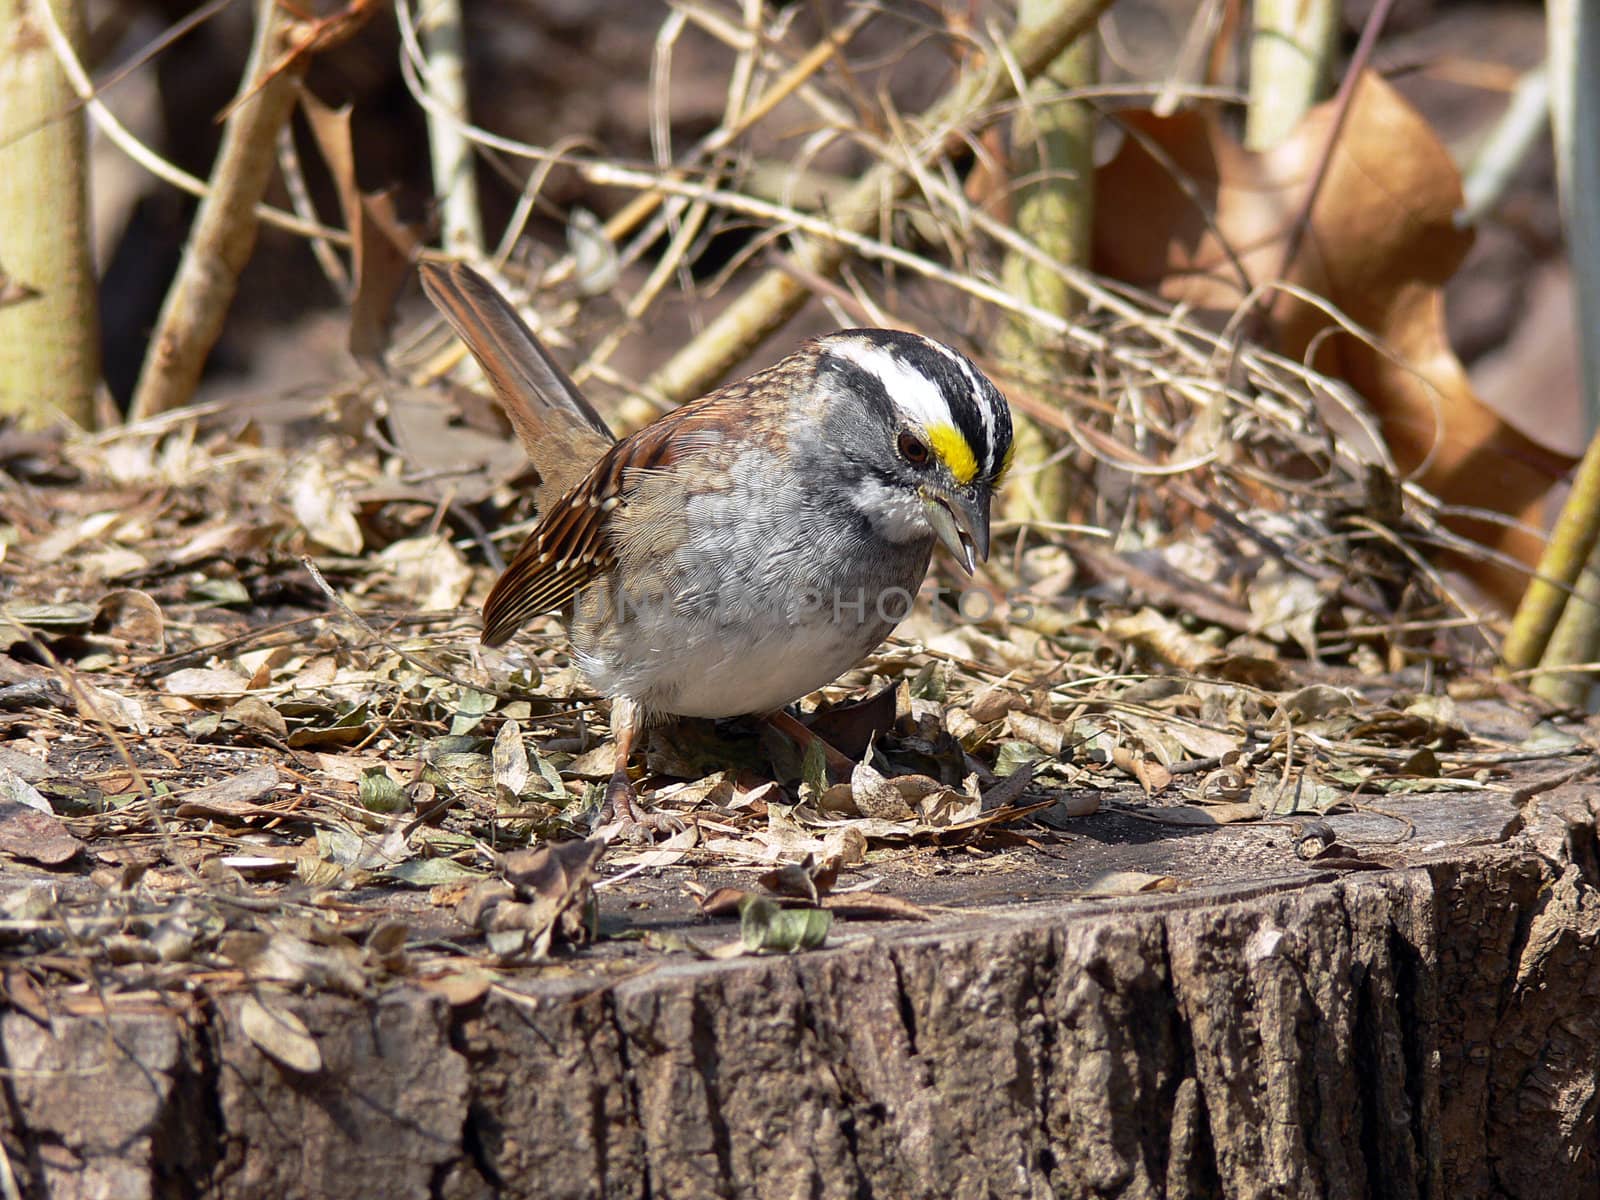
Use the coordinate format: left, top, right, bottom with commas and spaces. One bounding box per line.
3, 786, 1598, 1199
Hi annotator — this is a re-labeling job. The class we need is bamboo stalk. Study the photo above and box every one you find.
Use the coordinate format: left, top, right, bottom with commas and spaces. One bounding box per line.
0, 0, 98, 429
1532, 544, 1600, 705
1502, 430, 1600, 671
998, 5, 1096, 524
418, 0, 483, 260
1245, 0, 1338, 150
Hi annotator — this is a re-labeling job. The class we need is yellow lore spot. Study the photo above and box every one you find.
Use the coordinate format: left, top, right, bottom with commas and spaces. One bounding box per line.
927, 423, 978, 484
996, 437, 1015, 484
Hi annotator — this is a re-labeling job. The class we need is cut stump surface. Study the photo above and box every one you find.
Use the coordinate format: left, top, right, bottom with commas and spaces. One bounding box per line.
2, 774, 1598, 1200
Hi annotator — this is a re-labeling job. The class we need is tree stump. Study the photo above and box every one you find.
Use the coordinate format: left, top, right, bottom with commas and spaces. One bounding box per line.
2, 776, 1596, 1200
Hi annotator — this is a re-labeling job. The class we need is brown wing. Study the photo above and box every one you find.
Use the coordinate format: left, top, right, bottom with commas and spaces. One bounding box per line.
419, 261, 613, 503
480, 345, 813, 646
479, 408, 694, 646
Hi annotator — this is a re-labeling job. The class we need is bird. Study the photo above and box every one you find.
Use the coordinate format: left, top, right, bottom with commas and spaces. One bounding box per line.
419, 261, 1013, 836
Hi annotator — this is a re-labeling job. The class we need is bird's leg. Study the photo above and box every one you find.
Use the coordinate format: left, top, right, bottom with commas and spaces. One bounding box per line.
765, 709, 855, 783
601, 697, 643, 824
600, 698, 679, 840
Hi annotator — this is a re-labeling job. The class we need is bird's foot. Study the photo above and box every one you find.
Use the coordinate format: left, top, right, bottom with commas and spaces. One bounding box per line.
599, 769, 683, 844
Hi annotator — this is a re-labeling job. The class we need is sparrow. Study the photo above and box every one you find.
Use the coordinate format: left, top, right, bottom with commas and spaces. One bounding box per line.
419, 261, 1013, 835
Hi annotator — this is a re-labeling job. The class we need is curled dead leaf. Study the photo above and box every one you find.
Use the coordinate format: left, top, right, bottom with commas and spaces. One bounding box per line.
739, 896, 831, 954
0, 800, 83, 865
162, 667, 252, 701
239, 994, 322, 1074
289, 458, 363, 555
849, 759, 915, 820
461, 839, 605, 960
93, 589, 165, 652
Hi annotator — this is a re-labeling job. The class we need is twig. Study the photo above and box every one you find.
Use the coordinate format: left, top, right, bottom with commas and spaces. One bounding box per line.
643, 0, 1117, 407
130, 0, 309, 419
276, 120, 350, 294
33, 0, 352, 249
416, 0, 484, 260
1533, 544, 1600, 705
1460, 64, 1551, 225
1271, 0, 1396, 291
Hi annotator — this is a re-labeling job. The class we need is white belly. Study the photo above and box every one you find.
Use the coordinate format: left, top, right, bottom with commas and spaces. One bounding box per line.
574, 601, 899, 718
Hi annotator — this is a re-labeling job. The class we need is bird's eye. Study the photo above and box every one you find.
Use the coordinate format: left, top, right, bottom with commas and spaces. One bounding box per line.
897, 431, 930, 465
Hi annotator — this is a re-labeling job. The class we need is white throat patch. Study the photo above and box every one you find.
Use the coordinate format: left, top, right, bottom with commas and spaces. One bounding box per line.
850, 476, 928, 543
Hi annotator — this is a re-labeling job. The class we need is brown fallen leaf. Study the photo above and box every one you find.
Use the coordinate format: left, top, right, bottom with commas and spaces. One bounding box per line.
695, 884, 933, 924
803, 683, 899, 760
820, 892, 934, 922
693, 886, 752, 918
460, 839, 606, 961
0, 801, 83, 866
1094, 72, 1572, 609
3, 969, 50, 1025
238, 993, 322, 1074
92, 588, 165, 652
1107, 609, 1288, 689
162, 667, 253, 701
416, 969, 495, 1007
173, 765, 283, 820
849, 758, 916, 820
298, 90, 424, 364
1110, 747, 1173, 797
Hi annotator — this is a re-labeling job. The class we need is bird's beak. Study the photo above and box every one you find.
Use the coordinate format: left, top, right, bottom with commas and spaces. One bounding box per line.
921, 485, 991, 575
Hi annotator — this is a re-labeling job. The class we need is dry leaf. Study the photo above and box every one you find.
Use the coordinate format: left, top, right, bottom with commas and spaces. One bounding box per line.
0, 801, 83, 865
75, 682, 148, 733
608, 824, 700, 869
238, 994, 323, 1074
245, 929, 368, 995
223, 696, 291, 739
93, 588, 165, 651
849, 758, 915, 820
804, 684, 898, 760
297, 90, 422, 363
1086, 870, 1179, 896
173, 766, 283, 819
376, 534, 473, 611
1148, 802, 1263, 826
0, 763, 52, 815
462, 839, 605, 960
163, 667, 253, 700
417, 969, 495, 1007
821, 892, 934, 922
3, 969, 50, 1025
1095, 73, 1572, 607
289, 458, 363, 555
492, 718, 531, 799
